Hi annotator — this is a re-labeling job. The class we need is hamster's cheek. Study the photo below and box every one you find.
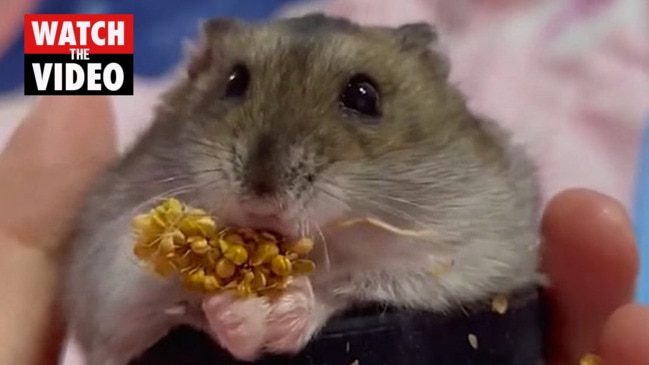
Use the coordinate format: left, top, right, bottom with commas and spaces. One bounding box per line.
304, 184, 351, 226
321, 227, 442, 271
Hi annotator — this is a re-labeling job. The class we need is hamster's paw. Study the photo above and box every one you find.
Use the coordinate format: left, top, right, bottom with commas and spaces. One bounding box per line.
264, 277, 318, 354
202, 294, 270, 361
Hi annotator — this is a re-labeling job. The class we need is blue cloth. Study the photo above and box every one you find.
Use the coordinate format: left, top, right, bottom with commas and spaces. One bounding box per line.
634, 117, 649, 304
0, 0, 305, 93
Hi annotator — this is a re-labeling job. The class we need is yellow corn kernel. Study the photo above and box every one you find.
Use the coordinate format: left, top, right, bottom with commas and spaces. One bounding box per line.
151, 213, 168, 231
217, 237, 230, 253
236, 282, 252, 297
292, 259, 316, 275
491, 294, 508, 315
224, 233, 245, 246
153, 256, 176, 277
173, 252, 194, 269
285, 237, 314, 255
185, 207, 207, 216
250, 242, 280, 265
203, 275, 220, 292
158, 235, 176, 255
186, 268, 206, 287
270, 255, 292, 276
178, 220, 201, 237
224, 245, 248, 266
171, 229, 186, 245
205, 249, 221, 265
215, 258, 236, 279
250, 269, 268, 290
163, 197, 183, 215
242, 269, 255, 284
132, 214, 151, 232
133, 243, 156, 260
194, 216, 217, 236
188, 236, 210, 255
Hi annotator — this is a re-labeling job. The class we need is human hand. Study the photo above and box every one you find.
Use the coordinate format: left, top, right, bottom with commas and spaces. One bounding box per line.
543, 188, 649, 365
0, 95, 116, 365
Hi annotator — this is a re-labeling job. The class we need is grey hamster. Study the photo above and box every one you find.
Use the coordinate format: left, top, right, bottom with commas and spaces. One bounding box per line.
60, 13, 543, 365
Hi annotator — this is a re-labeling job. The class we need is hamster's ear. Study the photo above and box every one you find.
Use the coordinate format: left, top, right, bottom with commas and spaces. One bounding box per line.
394, 23, 438, 49
395, 22, 451, 80
200, 18, 243, 39
185, 18, 242, 80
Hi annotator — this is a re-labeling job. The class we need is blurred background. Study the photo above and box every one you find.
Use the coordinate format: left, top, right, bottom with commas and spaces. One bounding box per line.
0, 1, 647, 361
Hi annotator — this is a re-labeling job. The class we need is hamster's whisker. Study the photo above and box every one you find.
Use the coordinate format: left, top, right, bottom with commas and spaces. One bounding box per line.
313, 220, 332, 272
299, 219, 306, 238
183, 135, 229, 152
314, 182, 351, 212
189, 146, 233, 161
125, 184, 203, 218
121, 168, 224, 186
183, 178, 229, 217
380, 195, 437, 214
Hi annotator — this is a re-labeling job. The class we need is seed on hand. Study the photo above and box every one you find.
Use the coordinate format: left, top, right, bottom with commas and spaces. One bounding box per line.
285, 237, 314, 255
250, 242, 280, 265
188, 236, 210, 255
292, 259, 316, 275
131, 198, 317, 297
270, 255, 292, 276
224, 244, 249, 265
215, 258, 236, 279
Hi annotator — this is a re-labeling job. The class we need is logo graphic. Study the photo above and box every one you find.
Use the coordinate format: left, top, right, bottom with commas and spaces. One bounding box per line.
24, 14, 134, 95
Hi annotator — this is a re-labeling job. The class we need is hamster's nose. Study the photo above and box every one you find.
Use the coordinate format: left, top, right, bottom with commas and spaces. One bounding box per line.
243, 131, 284, 198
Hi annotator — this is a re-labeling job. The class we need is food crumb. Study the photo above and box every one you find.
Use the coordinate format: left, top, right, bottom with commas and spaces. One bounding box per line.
163, 304, 186, 316
579, 353, 601, 365
430, 261, 452, 277
468, 334, 479, 349
491, 294, 508, 314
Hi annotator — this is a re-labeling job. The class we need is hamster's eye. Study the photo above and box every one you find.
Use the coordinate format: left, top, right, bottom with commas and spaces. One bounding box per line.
339, 74, 381, 118
224, 64, 250, 98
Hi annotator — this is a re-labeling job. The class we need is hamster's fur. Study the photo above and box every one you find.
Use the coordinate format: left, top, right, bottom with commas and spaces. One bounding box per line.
61, 14, 542, 365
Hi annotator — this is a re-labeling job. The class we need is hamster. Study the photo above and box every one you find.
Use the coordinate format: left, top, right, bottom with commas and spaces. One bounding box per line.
61, 13, 543, 365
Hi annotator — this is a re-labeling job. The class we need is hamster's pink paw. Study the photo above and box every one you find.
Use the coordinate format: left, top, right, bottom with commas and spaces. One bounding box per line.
202, 294, 270, 361
264, 277, 318, 354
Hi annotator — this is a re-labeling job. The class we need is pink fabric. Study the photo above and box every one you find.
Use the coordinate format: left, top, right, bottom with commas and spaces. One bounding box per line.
282, 0, 649, 208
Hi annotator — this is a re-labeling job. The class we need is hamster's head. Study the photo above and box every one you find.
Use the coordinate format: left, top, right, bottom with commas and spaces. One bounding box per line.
153, 14, 506, 244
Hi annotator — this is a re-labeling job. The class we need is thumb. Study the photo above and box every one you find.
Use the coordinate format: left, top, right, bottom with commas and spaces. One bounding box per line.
0, 95, 117, 249
0, 95, 117, 365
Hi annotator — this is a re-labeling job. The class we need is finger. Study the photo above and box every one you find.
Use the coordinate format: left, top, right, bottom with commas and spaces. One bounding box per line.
541, 188, 638, 364
0, 96, 116, 365
598, 304, 649, 365
0, 233, 65, 365
0, 95, 117, 249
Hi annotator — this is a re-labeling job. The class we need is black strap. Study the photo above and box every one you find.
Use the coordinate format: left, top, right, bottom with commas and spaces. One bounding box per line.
130, 287, 548, 365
